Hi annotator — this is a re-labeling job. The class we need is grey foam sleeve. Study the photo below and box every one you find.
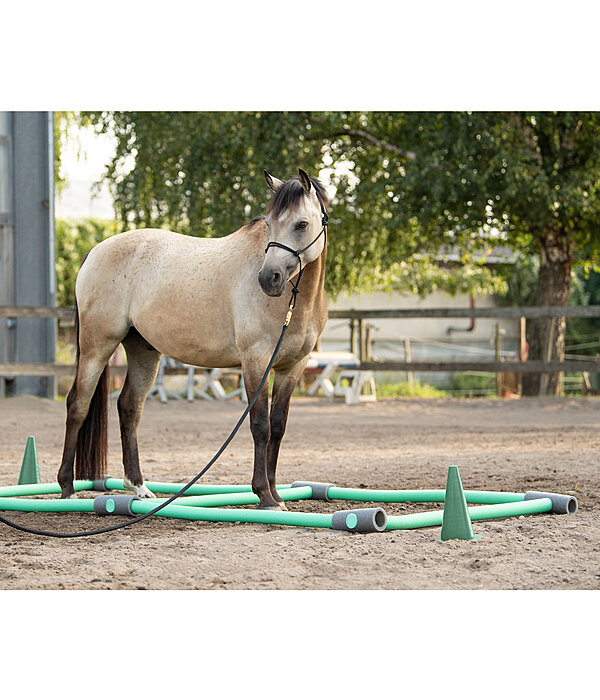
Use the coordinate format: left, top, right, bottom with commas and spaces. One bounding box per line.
93, 494, 140, 516
331, 507, 387, 533
524, 491, 578, 515
91, 478, 110, 491
291, 481, 334, 501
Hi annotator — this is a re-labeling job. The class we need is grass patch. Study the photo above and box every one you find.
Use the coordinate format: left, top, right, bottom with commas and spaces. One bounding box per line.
376, 380, 447, 398
448, 372, 496, 397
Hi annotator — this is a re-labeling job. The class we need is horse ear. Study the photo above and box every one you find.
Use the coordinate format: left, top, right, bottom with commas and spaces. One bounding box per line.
298, 168, 312, 194
264, 170, 284, 192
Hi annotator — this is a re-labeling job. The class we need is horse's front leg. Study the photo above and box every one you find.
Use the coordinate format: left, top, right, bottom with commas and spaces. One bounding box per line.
242, 359, 280, 510
268, 359, 309, 508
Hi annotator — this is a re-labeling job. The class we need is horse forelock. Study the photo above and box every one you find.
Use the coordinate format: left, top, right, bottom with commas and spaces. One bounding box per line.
264, 176, 329, 219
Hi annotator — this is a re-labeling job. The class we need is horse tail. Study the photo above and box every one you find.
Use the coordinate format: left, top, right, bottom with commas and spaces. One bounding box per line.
73, 300, 110, 481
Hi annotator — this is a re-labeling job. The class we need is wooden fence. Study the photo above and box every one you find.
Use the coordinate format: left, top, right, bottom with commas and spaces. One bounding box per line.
329, 305, 600, 375
1, 304, 600, 378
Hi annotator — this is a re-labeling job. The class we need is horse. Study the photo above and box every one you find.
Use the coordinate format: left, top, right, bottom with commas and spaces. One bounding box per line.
57, 168, 329, 510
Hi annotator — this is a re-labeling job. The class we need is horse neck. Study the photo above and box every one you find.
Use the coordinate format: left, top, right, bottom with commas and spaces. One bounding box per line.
299, 243, 327, 309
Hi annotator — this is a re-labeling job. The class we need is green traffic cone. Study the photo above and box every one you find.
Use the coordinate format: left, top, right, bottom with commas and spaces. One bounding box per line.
18, 436, 41, 485
436, 465, 482, 542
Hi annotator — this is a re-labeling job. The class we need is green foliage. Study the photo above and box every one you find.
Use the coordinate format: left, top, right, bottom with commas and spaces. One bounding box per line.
312, 112, 600, 261
82, 111, 324, 236
54, 112, 70, 195
55, 218, 120, 306
566, 268, 600, 352
375, 379, 447, 398
384, 256, 507, 299
493, 253, 539, 306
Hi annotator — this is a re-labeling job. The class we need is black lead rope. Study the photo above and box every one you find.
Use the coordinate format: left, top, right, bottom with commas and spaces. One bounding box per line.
0, 203, 328, 539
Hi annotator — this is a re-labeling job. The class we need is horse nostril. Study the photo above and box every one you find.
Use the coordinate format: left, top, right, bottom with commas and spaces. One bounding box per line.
271, 272, 281, 288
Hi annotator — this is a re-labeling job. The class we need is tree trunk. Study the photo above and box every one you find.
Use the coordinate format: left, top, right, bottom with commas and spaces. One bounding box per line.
522, 226, 574, 396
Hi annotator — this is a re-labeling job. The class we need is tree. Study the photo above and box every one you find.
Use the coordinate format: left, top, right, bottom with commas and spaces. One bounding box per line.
80, 111, 506, 299
55, 218, 120, 307
81, 111, 600, 395
83, 112, 324, 236
304, 112, 600, 395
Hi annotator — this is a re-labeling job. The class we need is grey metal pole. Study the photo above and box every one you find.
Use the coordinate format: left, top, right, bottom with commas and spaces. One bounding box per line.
10, 111, 56, 398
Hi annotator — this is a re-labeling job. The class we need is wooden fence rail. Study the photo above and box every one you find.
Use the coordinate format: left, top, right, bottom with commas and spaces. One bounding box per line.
328, 305, 600, 320
2, 360, 598, 377
358, 360, 600, 373
0, 363, 193, 378
4, 304, 600, 321
0, 305, 75, 321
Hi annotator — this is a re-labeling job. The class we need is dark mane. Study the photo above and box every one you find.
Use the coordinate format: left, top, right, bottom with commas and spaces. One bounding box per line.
245, 216, 267, 227
265, 176, 329, 218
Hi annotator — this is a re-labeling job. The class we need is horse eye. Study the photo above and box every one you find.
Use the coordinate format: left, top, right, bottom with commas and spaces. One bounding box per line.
296, 221, 308, 230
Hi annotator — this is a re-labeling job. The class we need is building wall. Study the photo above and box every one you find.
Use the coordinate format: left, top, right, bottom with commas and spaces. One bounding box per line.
324, 289, 518, 345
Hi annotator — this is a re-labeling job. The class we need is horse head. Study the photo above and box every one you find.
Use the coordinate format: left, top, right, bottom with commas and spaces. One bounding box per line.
258, 168, 328, 297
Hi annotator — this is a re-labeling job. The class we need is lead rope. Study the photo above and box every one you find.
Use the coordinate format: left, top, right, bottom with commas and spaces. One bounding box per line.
0, 208, 328, 538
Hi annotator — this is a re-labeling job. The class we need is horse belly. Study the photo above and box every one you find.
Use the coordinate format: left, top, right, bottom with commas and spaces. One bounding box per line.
132, 303, 242, 368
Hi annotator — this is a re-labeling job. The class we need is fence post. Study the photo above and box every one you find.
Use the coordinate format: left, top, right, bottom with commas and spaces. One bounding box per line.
495, 323, 502, 397
357, 317, 364, 362
403, 337, 414, 389
539, 316, 557, 396
518, 316, 526, 395
364, 323, 373, 362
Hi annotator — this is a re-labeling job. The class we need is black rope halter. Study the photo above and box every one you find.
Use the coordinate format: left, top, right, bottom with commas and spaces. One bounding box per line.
264, 195, 328, 315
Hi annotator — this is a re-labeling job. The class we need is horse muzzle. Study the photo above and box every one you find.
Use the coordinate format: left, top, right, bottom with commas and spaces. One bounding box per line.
258, 265, 287, 297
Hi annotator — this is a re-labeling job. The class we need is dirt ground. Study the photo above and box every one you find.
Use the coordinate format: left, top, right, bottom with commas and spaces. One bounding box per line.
0, 393, 598, 590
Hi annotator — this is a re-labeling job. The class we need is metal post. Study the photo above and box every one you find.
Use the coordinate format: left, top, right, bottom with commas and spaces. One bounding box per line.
0, 112, 14, 398
8, 111, 56, 397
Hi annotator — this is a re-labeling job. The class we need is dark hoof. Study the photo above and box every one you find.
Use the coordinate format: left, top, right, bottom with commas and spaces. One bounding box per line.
257, 503, 287, 511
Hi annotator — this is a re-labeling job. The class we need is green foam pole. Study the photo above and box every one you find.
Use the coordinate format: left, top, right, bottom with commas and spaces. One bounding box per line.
0, 495, 330, 527
0, 480, 94, 497
0, 497, 95, 513
327, 487, 524, 504
153, 485, 312, 508
104, 479, 293, 495
385, 498, 553, 530
18, 436, 40, 485
129, 501, 334, 527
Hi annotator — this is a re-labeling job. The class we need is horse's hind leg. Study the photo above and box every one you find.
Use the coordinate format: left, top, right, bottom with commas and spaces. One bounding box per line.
267, 360, 309, 508
57, 340, 122, 498
117, 328, 162, 498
